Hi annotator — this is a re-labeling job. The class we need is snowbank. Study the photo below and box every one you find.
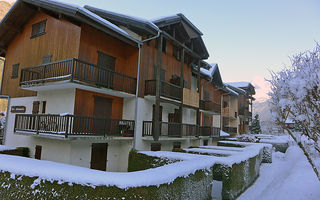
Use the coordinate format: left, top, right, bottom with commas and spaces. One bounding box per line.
238, 146, 320, 200
220, 130, 230, 137
0, 145, 15, 152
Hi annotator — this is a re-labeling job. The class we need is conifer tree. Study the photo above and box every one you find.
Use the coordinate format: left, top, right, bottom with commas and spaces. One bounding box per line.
251, 114, 261, 134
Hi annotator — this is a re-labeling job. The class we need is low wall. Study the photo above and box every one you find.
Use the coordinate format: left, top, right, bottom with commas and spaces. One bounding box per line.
0, 169, 213, 200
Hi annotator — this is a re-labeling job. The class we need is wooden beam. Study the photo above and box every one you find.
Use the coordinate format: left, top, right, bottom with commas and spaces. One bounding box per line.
162, 31, 201, 59
179, 48, 185, 135
153, 34, 163, 141
196, 59, 201, 126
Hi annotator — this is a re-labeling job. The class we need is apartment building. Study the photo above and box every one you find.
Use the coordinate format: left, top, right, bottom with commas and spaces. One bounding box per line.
0, 0, 234, 172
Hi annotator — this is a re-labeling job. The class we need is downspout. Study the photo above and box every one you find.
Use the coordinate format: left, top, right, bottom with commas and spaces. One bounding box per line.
0, 57, 5, 94
133, 31, 161, 150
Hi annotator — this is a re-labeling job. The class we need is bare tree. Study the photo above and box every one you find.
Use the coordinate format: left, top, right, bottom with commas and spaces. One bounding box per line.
268, 43, 320, 181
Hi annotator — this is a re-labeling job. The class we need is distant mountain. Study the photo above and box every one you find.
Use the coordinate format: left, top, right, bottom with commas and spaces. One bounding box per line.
0, 1, 12, 20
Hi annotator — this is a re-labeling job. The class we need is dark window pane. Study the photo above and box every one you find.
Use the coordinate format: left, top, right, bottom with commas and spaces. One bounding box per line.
11, 64, 19, 79
31, 20, 46, 38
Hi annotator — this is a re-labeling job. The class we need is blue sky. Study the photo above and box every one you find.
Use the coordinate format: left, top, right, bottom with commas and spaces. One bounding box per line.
63, 0, 320, 82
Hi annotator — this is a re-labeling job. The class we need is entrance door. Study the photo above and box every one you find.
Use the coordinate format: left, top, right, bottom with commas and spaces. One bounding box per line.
97, 51, 115, 88
168, 109, 181, 137
90, 143, 108, 171
94, 96, 113, 136
152, 105, 162, 136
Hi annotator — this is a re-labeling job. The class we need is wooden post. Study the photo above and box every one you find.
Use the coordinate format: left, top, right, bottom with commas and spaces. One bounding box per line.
179, 48, 185, 135
196, 59, 201, 128
153, 35, 163, 141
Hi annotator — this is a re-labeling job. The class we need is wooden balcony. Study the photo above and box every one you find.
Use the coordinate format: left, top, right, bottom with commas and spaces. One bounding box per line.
14, 114, 134, 138
200, 126, 220, 137
239, 107, 252, 118
183, 88, 199, 108
222, 127, 237, 134
200, 100, 221, 114
142, 121, 198, 137
20, 58, 137, 95
144, 80, 182, 101
222, 107, 237, 119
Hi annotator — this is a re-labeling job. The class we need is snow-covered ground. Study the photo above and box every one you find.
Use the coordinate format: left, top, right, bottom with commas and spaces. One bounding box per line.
238, 146, 320, 200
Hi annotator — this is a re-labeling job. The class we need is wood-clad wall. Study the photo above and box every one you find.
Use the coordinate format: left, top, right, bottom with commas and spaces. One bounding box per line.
200, 78, 223, 105
139, 39, 193, 97
74, 89, 123, 119
78, 24, 138, 79
1, 12, 81, 98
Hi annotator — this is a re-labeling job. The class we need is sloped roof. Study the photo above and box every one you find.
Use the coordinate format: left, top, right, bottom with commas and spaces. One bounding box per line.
0, 0, 140, 56
200, 61, 223, 87
84, 5, 159, 36
152, 13, 203, 36
227, 81, 256, 95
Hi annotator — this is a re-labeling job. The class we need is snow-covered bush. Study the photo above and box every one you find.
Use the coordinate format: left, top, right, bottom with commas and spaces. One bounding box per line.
237, 134, 259, 143
268, 43, 320, 180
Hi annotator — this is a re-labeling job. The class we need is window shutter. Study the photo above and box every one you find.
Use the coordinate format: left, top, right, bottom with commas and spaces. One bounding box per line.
42, 101, 46, 114
32, 101, 40, 114
11, 64, 19, 79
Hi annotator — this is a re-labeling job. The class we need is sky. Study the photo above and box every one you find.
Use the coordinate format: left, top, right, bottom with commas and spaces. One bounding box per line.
6, 0, 320, 100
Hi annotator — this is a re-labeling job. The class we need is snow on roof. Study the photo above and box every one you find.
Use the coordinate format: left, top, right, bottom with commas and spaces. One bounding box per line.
200, 63, 217, 78
84, 5, 159, 33
220, 130, 230, 137
225, 86, 239, 96
24, 0, 140, 45
227, 82, 251, 88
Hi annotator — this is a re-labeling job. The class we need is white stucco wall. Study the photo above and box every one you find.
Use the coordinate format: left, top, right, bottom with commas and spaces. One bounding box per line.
212, 115, 221, 128
37, 89, 76, 114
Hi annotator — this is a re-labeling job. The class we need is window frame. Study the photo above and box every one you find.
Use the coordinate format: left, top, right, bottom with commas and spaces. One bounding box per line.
31, 20, 47, 39
11, 63, 19, 79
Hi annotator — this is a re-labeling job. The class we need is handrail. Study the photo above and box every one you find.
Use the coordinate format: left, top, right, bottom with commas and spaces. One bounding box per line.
14, 114, 135, 138
20, 58, 137, 94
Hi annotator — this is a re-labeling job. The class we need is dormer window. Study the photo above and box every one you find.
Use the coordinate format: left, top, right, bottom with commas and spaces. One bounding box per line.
31, 20, 46, 38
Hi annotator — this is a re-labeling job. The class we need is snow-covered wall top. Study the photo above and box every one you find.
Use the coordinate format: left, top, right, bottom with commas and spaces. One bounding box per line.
0, 142, 267, 189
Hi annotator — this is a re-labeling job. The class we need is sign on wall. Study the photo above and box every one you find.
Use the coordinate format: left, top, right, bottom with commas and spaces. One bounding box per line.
10, 106, 26, 113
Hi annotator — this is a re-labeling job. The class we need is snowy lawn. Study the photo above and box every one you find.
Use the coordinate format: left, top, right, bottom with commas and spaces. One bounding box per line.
238, 146, 320, 200
0, 145, 15, 152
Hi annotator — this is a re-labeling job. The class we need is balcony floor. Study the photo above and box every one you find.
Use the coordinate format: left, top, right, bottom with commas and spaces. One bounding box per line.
15, 130, 134, 141
20, 80, 135, 98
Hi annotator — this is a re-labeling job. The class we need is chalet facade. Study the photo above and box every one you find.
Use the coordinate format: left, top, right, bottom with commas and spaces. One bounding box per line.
0, 0, 255, 172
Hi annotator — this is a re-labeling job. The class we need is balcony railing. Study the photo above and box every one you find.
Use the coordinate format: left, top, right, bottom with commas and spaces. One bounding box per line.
200, 100, 221, 113
200, 126, 220, 137
14, 114, 134, 138
145, 80, 182, 101
222, 107, 237, 119
142, 121, 198, 137
222, 127, 238, 134
20, 58, 137, 94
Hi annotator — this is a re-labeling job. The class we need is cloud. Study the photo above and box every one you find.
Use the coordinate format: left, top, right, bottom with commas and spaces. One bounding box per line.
251, 75, 271, 102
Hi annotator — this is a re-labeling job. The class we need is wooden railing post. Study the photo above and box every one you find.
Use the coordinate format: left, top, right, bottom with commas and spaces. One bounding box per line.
71, 58, 75, 82
65, 115, 69, 138
36, 115, 40, 134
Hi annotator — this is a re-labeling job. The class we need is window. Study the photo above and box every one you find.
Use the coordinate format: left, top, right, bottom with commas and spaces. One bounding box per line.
42, 101, 47, 114
162, 38, 167, 53
31, 20, 46, 38
11, 64, 19, 79
204, 90, 210, 100
204, 115, 210, 126
151, 143, 161, 151
203, 140, 208, 146
42, 55, 52, 64
32, 101, 40, 114
173, 46, 181, 61
155, 38, 167, 53
173, 142, 181, 149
